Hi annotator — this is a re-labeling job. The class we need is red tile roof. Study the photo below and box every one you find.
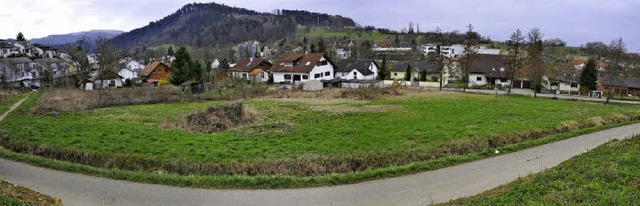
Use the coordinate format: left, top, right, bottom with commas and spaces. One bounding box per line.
270, 53, 331, 73
231, 58, 271, 72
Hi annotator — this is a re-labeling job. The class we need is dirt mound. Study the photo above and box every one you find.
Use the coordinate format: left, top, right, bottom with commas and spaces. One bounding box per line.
166, 103, 259, 133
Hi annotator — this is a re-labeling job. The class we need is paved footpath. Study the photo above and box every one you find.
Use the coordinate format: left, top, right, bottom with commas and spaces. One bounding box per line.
1, 94, 640, 206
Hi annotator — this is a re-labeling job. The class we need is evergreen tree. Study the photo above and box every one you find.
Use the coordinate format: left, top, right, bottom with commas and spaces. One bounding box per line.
394, 33, 400, 47
420, 69, 427, 81
378, 56, 387, 80
405, 64, 412, 81
170, 47, 193, 86
318, 38, 326, 54
219, 58, 230, 72
580, 58, 599, 93
167, 46, 175, 56
310, 43, 317, 53
16, 32, 26, 42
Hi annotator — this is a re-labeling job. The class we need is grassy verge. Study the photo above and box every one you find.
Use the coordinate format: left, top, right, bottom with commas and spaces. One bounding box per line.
442, 136, 640, 205
0, 179, 62, 206
0, 120, 637, 189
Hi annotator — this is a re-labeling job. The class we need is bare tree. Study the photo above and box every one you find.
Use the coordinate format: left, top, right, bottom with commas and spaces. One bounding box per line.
604, 38, 627, 104
65, 35, 92, 85
461, 24, 479, 92
527, 28, 544, 98
506, 29, 525, 94
96, 37, 118, 73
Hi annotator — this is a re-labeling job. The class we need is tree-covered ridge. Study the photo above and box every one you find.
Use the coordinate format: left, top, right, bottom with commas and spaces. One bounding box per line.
110, 2, 357, 49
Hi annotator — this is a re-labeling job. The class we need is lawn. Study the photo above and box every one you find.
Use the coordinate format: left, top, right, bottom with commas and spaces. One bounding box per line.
0, 179, 62, 206
1, 90, 639, 177
0, 92, 27, 115
443, 137, 640, 205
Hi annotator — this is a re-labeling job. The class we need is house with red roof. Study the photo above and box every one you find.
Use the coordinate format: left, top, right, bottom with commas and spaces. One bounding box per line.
270, 53, 336, 83
230, 57, 272, 83
140, 61, 171, 84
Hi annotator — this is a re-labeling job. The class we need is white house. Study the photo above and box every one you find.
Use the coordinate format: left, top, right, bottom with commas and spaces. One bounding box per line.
116, 59, 145, 80
0, 57, 42, 88
230, 57, 272, 83
83, 70, 123, 90
270, 53, 336, 83
335, 59, 378, 80
543, 71, 580, 94
0, 41, 18, 58
210, 58, 220, 69
34, 58, 69, 79
468, 54, 511, 87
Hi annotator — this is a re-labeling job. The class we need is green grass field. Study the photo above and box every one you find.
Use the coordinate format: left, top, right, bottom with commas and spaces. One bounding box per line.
0, 92, 27, 115
1, 89, 640, 188
443, 137, 640, 205
2, 91, 638, 165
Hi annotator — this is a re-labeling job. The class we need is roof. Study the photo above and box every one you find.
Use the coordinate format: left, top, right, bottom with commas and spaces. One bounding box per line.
270, 53, 333, 73
140, 61, 170, 76
469, 54, 510, 78
0, 58, 35, 71
390, 61, 442, 73
88, 70, 122, 82
603, 77, 640, 89
336, 59, 377, 76
231, 58, 271, 72
248, 69, 263, 76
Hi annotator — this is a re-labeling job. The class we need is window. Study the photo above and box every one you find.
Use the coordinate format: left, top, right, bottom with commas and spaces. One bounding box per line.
302, 75, 309, 80
284, 74, 292, 80
314, 73, 321, 78
242, 73, 248, 78
477, 76, 482, 81
394, 73, 397, 76
570, 83, 578, 88
325, 71, 331, 76
31, 72, 36, 77
17, 64, 24, 69
317, 60, 328, 66
283, 62, 294, 67
260, 72, 265, 79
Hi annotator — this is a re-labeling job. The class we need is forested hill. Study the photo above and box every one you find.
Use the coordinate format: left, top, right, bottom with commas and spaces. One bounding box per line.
110, 3, 357, 49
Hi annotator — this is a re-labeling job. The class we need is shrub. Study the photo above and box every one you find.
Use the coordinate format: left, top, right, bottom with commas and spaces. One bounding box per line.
164, 103, 259, 133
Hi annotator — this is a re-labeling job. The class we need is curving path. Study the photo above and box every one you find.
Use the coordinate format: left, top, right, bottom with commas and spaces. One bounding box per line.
1, 94, 640, 206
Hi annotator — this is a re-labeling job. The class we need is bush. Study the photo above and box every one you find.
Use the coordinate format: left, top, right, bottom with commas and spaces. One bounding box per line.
164, 103, 259, 133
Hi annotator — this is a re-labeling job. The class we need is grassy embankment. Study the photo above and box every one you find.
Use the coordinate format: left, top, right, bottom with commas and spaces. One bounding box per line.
0, 179, 62, 206
0, 88, 639, 188
443, 137, 640, 205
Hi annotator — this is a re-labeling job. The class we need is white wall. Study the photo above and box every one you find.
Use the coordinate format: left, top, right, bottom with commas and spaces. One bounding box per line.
469, 73, 487, 87
118, 69, 138, 80
127, 61, 145, 72
559, 82, 580, 93
273, 72, 309, 83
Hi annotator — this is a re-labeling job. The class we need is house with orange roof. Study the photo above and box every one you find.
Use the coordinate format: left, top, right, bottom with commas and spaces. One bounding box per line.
140, 61, 171, 84
230, 57, 272, 83
270, 53, 336, 83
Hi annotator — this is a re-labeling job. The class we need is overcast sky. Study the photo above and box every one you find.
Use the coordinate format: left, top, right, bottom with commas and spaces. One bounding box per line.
1, 0, 638, 52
